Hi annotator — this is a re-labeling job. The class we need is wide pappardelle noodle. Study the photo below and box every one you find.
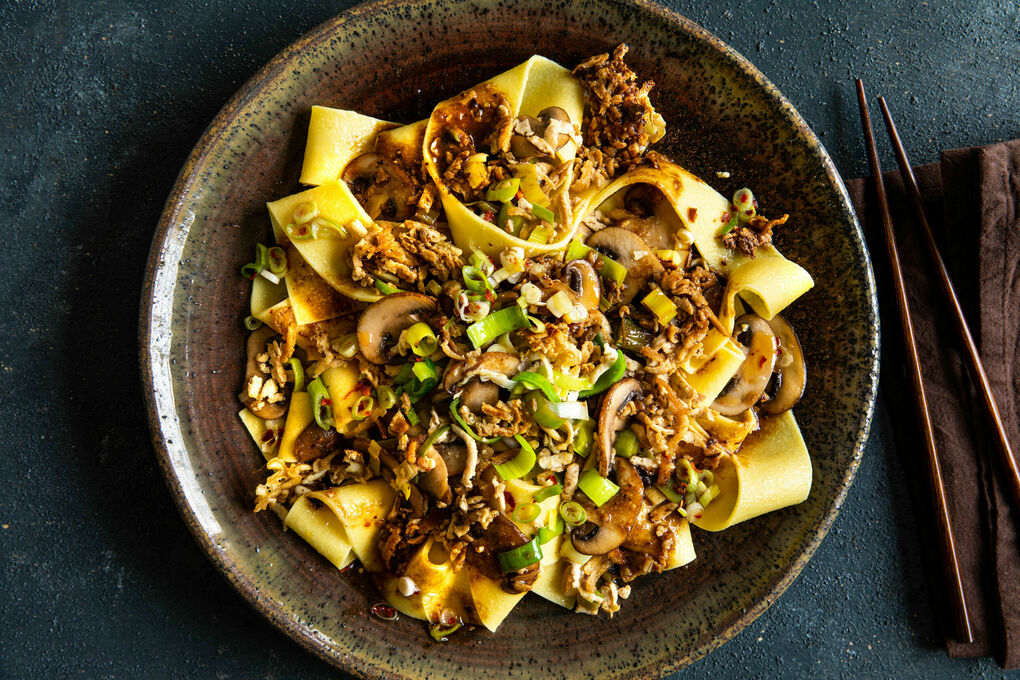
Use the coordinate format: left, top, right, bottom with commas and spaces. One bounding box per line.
238, 45, 814, 639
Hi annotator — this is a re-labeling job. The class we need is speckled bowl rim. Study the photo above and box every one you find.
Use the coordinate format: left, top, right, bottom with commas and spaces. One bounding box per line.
139, 0, 880, 677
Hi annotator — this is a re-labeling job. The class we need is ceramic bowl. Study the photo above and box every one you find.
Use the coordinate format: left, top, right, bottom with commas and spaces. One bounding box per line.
140, 0, 879, 677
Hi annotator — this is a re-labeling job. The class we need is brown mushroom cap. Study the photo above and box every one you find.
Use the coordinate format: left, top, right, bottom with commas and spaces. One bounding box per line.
712, 314, 779, 416
356, 292, 437, 364
466, 514, 539, 594
444, 351, 520, 410
342, 152, 415, 221
572, 459, 644, 556
586, 227, 663, 303
460, 379, 500, 412
596, 378, 643, 477
762, 314, 806, 415
563, 258, 601, 311
292, 424, 341, 463
509, 107, 573, 160
243, 326, 289, 419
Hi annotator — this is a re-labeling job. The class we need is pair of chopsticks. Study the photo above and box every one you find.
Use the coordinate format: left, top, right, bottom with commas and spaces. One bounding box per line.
855, 81, 1020, 646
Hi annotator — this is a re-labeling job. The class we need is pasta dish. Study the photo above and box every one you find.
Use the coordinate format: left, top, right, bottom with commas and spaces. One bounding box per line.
236, 46, 814, 639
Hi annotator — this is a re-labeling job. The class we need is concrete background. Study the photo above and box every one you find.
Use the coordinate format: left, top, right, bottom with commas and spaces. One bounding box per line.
2, 0, 1018, 678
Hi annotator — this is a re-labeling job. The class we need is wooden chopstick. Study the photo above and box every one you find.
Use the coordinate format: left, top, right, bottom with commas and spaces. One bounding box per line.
855, 80, 974, 645
878, 97, 1020, 512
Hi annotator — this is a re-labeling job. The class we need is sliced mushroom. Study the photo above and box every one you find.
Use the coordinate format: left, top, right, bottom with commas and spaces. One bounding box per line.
572, 459, 644, 556
342, 152, 415, 221
292, 424, 342, 463
460, 379, 500, 412
509, 107, 573, 159
356, 292, 437, 364
620, 185, 685, 250
435, 443, 468, 476
596, 378, 643, 477
243, 326, 289, 419
445, 351, 520, 408
563, 258, 601, 310
586, 227, 663, 303
762, 314, 806, 414
712, 314, 778, 416
419, 447, 452, 505
466, 514, 539, 594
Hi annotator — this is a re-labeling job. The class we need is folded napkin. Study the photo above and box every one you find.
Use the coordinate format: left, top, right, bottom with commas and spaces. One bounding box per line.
846, 139, 1020, 669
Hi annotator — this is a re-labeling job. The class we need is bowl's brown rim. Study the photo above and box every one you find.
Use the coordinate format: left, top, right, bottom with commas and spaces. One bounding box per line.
138, 0, 880, 677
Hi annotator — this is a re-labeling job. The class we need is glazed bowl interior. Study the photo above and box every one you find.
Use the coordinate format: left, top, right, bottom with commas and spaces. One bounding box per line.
141, 1, 879, 678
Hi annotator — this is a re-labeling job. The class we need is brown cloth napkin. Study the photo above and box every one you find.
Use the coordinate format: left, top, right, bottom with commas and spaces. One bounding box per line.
846, 139, 1020, 669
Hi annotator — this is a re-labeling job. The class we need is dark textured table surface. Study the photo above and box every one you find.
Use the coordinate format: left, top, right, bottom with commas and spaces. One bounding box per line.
2, 1, 1018, 678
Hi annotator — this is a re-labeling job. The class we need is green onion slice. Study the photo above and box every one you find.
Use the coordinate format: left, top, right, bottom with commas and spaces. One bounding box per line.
429, 622, 461, 642
573, 420, 594, 457
559, 500, 587, 527
461, 265, 491, 294
486, 177, 520, 203
406, 322, 438, 357
425, 279, 443, 296
656, 483, 685, 505
351, 394, 374, 420
493, 435, 537, 480
513, 502, 542, 524
614, 429, 640, 458
404, 406, 420, 427
448, 399, 501, 444
531, 396, 565, 429
617, 318, 655, 353
512, 371, 560, 402
267, 246, 287, 276
288, 358, 305, 392
376, 384, 397, 410
496, 537, 543, 573
577, 350, 626, 398
243, 315, 263, 331
531, 204, 555, 223
576, 469, 619, 507
307, 378, 334, 430
532, 484, 563, 503
374, 277, 400, 295
527, 224, 554, 243
553, 372, 589, 392
564, 239, 627, 284
284, 221, 315, 241
466, 305, 529, 349
420, 423, 451, 460
642, 288, 678, 325
411, 358, 438, 383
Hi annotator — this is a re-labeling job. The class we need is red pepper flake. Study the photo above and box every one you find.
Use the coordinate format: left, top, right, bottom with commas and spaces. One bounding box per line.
515, 189, 524, 200
371, 603, 399, 622
260, 429, 277, 443
483, 210, 495, 223
504, 490, 516, 510
740, 191, 749, 203
320, 398, 332, 406
758, 355, 768, 368
484, 290, 495, 303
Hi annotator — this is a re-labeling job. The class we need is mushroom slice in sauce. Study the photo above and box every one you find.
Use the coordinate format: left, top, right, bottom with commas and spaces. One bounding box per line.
510, 106, 573, 159
342, 152, 415, 221
596, 378, 643, 477
620, 185, 685, 251
586, 227, 663, 304
466, 514, 539, 594
712, 314, 778, 416
356, 292, 438, 364
572, 459, 644, 556
563, 258, 601, 311
419, 447, 452, 505
292, 424, 342, 463
762, 314, 806, 415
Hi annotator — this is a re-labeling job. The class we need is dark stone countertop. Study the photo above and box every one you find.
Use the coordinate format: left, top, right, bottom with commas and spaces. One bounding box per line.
1, 1, 1017, 678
